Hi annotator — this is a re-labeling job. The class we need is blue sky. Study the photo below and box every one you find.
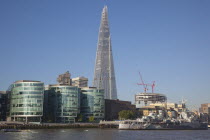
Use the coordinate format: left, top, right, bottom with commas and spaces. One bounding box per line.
0, 0, 210, 108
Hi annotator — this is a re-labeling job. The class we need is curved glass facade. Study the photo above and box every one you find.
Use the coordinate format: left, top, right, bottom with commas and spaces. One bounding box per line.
81, 87, 105, 121
8, 81, 44, 123
45, 85, 79, 123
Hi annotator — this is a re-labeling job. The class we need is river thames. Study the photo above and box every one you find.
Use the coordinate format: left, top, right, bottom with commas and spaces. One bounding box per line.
1, 129, 210, 140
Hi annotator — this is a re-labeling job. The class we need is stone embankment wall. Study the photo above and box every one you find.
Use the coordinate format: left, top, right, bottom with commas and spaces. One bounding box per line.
0, 123, 99, 130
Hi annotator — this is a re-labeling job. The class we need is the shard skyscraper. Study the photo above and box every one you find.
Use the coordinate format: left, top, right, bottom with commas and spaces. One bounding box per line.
93, 6, 118, 100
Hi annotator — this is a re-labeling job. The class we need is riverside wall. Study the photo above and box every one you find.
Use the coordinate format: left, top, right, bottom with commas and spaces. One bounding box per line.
0, 123, 100, 130
0, 121, 119, 129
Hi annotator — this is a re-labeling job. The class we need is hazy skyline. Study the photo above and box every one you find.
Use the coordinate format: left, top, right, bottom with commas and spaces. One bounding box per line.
0, 0, 210, 108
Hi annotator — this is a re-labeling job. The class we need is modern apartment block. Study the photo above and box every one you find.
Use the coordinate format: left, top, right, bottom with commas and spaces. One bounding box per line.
7, 80, 44, 123
80, 87, 105, 121
43, 72, 105, 123
44, 84, 80, 123
72, 77, 88, 88
4, 71, 105, 123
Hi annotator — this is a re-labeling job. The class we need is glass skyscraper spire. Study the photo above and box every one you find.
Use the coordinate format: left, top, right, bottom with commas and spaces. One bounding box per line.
93, 6, 117, 100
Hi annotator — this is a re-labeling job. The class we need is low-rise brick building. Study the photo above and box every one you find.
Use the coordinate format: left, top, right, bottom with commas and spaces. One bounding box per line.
105, 99, 136, 121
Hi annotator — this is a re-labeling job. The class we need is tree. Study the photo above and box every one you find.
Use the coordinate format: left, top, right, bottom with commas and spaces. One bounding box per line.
76, 114, 83, 122
89, 116, 95, 122
118, 110, 135, 120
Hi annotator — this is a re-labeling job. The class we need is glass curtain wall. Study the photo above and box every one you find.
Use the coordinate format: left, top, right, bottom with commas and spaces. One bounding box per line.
47, 85, 79, 123
8, 81, 44, 123
81, 88, 105, 121
0, 92, 7, 121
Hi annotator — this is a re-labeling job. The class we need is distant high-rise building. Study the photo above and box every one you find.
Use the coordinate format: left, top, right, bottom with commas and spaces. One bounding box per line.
72, 77, 88, 87
93, 6, 117, 100
57, 71, 71, 85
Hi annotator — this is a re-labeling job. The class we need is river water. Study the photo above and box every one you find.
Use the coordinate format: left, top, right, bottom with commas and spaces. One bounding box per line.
1, 129, 210, 140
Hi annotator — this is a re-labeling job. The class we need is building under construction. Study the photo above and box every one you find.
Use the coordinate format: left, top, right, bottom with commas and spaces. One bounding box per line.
135, 93, 167, 108
135, 72, 167, 108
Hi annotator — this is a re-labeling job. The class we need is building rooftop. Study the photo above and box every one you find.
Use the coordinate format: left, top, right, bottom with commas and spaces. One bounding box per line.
136, 93, 166, 96
15, 80, 42, 83
72, 77, 88, 80
46, 84, 78, 87
81, 87, 104, 90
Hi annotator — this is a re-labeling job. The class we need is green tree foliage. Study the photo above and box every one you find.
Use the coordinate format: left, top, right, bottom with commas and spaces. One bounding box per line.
77, 114, 83, 122
89, 116, 95, 122
118, 110, 135, 120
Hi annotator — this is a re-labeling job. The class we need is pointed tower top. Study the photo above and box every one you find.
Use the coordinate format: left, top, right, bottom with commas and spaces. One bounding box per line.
103, 5, 108, 14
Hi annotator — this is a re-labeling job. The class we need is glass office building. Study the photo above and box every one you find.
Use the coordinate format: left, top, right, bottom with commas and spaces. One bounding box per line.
80, 87, 105, 121
0, 91, 7, 121
44, 85, 79, 123
8, 80, 44, 123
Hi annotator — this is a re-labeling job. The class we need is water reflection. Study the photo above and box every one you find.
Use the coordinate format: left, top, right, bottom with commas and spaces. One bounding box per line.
0, 129, 210, 140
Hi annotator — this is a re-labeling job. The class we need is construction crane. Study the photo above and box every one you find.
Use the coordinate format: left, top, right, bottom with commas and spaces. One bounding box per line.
150, 81, 156, 93
137, 72, 149, 93
137, 72, 156, 93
